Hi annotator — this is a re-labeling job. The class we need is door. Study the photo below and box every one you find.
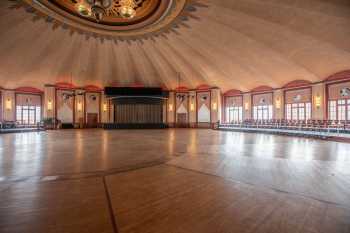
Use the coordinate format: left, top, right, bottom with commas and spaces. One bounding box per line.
177, 113, 188, 128
87, 113, 98, 128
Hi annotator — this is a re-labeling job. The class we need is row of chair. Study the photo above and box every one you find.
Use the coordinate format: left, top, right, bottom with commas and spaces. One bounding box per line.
220, 119, 350, 133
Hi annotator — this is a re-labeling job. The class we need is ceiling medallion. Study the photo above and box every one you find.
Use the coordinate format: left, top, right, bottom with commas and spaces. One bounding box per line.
9, 0, 207, 41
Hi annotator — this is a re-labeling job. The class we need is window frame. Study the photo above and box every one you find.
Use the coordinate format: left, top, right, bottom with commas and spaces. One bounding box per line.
328, 99, 350, 121
285, 102, 312, 121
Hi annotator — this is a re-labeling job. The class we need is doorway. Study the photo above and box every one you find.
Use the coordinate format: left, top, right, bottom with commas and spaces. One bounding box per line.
86, 113, 98, 128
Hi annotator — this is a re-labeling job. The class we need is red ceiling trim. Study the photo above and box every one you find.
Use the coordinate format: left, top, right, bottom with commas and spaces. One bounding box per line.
283, 80, 312, 89
84, 85, 103, 92
55, 82, 77, 89
175, 86, 189, 92
223, 89, 242, 97
196, 84, 212, 91
324, 70, 350, 83
15, 87, 43, 94
251, 85, 274, 93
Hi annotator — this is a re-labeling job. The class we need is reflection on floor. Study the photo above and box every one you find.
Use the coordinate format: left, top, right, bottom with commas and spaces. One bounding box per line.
0, 129, 350, 233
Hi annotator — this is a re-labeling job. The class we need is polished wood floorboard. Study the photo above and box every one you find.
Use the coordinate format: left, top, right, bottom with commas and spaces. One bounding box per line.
107, 165, 350, 233
0, 129, 350, 233
0, 178, 114, 233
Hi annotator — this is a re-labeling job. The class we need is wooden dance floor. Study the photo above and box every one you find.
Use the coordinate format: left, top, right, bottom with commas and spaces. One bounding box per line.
0, 129, 350, 233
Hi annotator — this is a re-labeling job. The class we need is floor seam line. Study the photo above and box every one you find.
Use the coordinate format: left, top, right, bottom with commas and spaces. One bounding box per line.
103, 176, 119, 233
165, 163, 350, 210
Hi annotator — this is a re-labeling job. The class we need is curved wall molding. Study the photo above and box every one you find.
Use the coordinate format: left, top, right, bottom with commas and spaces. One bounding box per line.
223, 89, 242, 97
14, 87, 43, 94
325, 70, 350, 83
251, 86, 274, 93
283, 80, 312, 89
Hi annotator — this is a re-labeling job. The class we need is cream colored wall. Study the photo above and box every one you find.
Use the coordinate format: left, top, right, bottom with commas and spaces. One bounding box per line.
85, 93, 100, 114
312, 83, 326, 120
273, 90, 284, 120
243, 93, 252, 120
44, 85, 55, 119
188, 91, 197, 125
210, 88, 221, 123
0, 83, 340, 125
2, 90, 15, 121
100, 93, 109, 123
167, 92, 175, 125
75, 90, 85, 124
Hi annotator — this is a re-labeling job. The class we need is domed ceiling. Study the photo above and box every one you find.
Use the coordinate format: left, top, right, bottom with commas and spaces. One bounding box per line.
0, 0, 350, 91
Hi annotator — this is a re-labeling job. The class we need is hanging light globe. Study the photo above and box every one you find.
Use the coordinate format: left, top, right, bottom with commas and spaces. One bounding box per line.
119, 0, 137, 19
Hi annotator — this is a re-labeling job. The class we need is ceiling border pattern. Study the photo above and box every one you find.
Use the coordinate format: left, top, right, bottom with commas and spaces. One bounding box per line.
7, 0, 207, 42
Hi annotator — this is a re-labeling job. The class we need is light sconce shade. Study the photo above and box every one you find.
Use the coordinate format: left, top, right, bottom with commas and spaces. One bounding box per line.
275, 98, 281, 109
77, 101, 83, 112
244, 102, 249, 111
103, 103, 108, 112
47, 100, 53, 111
315, 95, 322, 108
190, 103, 195, 111
5, 99, 12, 110
169, 104, 173, 112
212, 102, 217, 111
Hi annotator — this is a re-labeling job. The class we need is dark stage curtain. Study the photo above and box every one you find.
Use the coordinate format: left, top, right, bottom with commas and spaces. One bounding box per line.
113, 98, 164, 124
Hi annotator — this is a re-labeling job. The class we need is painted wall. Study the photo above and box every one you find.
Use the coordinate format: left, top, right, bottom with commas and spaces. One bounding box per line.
175, 92, 189, 124
210, 88, 221, 124
2, 79, 349, 127
74, 90, 85, 125
100, 93, 109, 123
312, 83, 325, 120
197, 91, 210, 124
188, 91, 197, 127
85, 92, 100, 123
44, 86, 55, 119
328, 81, 350, 100
2, 90, 15, 121
56, 90, 74, 124
273, 90, 284, 120
167, 92, 175, 126
243, 93, 251, 120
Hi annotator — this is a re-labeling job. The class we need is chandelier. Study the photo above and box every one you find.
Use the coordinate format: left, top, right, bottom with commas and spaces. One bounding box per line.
84, 0, 139, 22
119, 0, 137, 19
85, 0, 112, 22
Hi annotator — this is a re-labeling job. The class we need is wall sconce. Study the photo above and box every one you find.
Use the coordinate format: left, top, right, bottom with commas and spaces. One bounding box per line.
5, 98, 12, 111
244, 102, 249, 111
315, 95, 321, 108
190, 103, 195, 111
169, 104, 173, 112
77, 101, 83, 112
103, 103, 108, 112
212, 102, 217, 111
275, 98, 281, 109
47, 100, 53, 111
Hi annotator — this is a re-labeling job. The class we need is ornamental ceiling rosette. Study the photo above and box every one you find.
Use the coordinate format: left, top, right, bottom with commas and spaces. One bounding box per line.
8, 0, 207, 41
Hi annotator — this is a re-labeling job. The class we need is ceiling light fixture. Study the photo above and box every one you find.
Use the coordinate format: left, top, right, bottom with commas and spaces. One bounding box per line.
86, 0, 112, 22
119, 0, 138, 19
